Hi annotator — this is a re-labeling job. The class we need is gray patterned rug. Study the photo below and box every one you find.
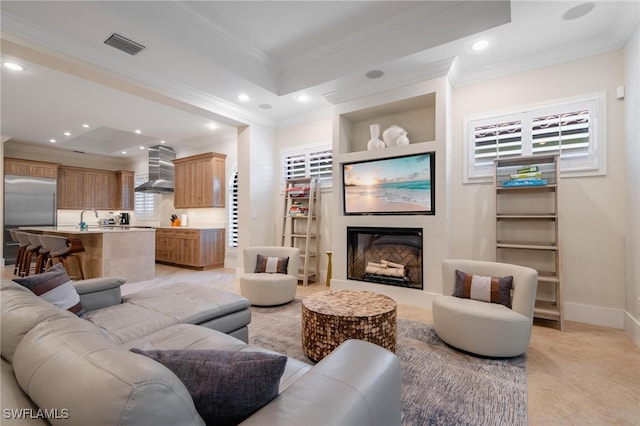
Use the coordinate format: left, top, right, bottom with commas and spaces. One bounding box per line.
249, 299, 527, 426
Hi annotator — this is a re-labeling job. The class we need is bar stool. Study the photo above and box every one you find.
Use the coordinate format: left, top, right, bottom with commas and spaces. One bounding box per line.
13, 232, 34, 276
48, 237, 86, 280
9, 230, 27, 276
34, 235, 52, 274
20, 233, 43, 277
40, 235, 69, 270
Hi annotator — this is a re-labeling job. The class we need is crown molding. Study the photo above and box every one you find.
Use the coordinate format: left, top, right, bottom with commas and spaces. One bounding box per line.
0, 13, 276, 129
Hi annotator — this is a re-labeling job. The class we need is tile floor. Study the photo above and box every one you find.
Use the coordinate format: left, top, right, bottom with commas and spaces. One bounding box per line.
3, 263, 639, 425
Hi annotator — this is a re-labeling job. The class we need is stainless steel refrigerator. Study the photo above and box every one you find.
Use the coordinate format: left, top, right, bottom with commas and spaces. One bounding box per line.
3, 175, 57, 264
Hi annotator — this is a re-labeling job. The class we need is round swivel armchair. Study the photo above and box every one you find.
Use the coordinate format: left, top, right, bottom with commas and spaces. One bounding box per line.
433, 259, 538, 358
239, 246, 300, 306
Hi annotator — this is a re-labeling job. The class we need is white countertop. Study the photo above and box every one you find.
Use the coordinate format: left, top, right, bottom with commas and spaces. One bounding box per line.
20, 226, 155, 234
155, 226, 225, 230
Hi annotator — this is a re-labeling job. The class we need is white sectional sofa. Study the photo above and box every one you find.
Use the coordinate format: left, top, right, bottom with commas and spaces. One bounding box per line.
1, 277, 401, 426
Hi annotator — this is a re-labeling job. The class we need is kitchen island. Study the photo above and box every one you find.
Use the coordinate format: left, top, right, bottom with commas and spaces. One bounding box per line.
20, 226, 155, 283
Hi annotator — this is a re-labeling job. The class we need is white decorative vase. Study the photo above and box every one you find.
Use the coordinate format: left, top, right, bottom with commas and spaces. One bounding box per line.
382, 125, 406, 147
396, 131, 410, 146
367, 124, 385, 150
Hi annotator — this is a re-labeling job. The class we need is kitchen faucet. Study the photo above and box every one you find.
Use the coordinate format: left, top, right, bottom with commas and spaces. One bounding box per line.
79, 208, 99, 230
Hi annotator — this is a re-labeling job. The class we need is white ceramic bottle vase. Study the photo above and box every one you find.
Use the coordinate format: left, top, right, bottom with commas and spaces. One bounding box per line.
367, 124, 386, 150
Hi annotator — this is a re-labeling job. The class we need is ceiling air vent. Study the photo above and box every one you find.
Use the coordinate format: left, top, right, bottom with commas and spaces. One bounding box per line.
104, 33, 145, 56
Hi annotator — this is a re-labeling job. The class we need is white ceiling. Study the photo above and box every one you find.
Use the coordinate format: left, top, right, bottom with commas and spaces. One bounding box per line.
1, 1, 638, 159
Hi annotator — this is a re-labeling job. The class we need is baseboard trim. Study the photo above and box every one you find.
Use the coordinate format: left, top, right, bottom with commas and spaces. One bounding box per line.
623, 311, 640, 346
563, 302, 625, 329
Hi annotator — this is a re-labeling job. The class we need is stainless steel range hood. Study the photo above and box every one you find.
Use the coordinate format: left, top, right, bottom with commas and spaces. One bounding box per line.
134, 145, 176, 194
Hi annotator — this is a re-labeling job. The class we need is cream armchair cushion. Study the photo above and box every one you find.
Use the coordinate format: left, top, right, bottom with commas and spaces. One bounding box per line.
240, 247, 300, 306
432, 259, 538, 357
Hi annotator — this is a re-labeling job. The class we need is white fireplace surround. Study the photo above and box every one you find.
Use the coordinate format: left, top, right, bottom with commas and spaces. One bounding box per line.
330, 77, 450, 308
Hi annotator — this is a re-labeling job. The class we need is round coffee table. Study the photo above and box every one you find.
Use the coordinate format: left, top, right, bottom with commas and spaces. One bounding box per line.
301, 290, 397, 362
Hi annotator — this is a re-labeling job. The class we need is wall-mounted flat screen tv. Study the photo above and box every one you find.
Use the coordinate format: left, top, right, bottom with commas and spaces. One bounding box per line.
342, 152, 435, 215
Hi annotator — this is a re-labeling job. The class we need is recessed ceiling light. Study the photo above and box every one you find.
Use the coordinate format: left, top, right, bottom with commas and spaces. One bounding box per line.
139, 146, 146, 150
471, 39, 490, 51
563, 2, 594, 20
366, 70, 384, 79
295, 94, 311, 103
64, 131, 71, 136
82, 124, 90, 128
3, 62, 24, 71
207, 122, 218, 130
49, 139, 56, 143
121, 151, 127, 154
134, 129, 142, 134
238, 93, 250, 102
160, 140, 166, 144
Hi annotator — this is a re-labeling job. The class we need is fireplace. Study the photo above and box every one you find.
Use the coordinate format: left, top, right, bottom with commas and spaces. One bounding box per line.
347, 226, 423, 290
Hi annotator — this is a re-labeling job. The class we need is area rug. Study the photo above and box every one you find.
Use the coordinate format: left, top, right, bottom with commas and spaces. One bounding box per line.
249, 299, 527, 426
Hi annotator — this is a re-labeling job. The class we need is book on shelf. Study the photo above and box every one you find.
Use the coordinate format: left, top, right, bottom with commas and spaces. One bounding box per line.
510, 171, 542, 180
289, 202, 309, 216
502, 178, 548, 187
286, 186, 310, 197
516, 165, 539, 174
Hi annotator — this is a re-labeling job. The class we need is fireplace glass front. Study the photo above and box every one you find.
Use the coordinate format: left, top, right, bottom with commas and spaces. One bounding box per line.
347, 226, 423, 290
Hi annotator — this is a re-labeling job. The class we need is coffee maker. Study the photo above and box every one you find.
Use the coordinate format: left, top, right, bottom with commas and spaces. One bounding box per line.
120, 212, 130, 225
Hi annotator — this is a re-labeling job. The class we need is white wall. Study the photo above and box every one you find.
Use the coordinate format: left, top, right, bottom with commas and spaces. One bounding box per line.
451, 50, 628, 328
275, 118, 333, 283
237, 123, 277, 251
623, 25, 640, 344
329, 77, 451, 307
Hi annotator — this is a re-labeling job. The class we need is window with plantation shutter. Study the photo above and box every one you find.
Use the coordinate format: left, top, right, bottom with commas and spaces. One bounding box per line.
134, 174, 159, 220
282, 144, 332, 187
464, 92, 605, 182
228, 169, 238, 248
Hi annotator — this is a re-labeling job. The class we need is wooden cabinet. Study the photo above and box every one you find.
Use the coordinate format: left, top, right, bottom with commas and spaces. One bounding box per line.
494, 154, 563, 329
173, 153, 226, 208
4, 157, 59, 178
116, 171, 135, 210
155, 228, 225, 269
57, 166, 134, 210
57, 167, 85, 209
155, 229, 177, 263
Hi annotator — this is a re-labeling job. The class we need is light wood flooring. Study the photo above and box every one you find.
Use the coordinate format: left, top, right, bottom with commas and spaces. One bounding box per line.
4, 263, 639, 425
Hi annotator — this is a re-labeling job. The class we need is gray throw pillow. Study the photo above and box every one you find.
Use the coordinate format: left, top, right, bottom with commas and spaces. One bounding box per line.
130, 348, 287, 426
453, 269, 513, 308
13, 263, 85, 316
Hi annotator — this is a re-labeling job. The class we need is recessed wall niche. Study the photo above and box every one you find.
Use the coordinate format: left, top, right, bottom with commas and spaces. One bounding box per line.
337, 92, 436, 154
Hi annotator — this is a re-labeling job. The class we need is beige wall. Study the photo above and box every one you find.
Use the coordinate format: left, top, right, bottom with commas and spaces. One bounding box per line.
285, 50, 632, 330
275, 117, 333, 283
623, 25, 640, 344
451, 50, 627, 328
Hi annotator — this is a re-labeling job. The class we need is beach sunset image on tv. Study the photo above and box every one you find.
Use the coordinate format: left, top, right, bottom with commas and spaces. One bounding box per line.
343, 152, 434, 215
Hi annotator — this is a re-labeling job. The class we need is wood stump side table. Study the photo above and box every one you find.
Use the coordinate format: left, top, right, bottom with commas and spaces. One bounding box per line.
301, 289, 397, 362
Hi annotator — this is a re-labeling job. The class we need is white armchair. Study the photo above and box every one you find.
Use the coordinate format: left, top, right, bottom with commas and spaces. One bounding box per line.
432, 259, 538, 357
239, 246, 300, 306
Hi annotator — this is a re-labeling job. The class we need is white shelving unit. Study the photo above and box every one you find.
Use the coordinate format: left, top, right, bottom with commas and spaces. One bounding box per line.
281, 178, 319, 286
494, 154, 563, 329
